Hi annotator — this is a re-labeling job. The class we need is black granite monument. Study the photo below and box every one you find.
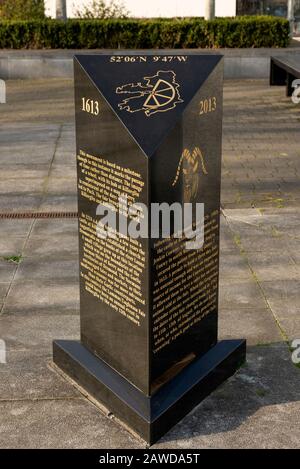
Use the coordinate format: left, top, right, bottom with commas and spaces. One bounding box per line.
53, 52, 246, 445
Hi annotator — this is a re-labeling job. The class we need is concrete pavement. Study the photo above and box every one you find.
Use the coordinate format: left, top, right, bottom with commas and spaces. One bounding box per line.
0, 79, 300, 448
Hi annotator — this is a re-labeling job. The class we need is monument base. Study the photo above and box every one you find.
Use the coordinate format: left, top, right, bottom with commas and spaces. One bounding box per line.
53, 339, 246, 445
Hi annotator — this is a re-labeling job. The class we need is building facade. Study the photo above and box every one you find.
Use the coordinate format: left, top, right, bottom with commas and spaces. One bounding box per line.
237, 1, 300, 33
44, 0, 236, 18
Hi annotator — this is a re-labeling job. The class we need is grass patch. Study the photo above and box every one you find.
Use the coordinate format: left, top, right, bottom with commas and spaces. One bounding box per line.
240, 360, 248, 369
258, 208, 266, 215
271, 226, 283, 238
3, 254, 23, 264
255, 389, 267, 398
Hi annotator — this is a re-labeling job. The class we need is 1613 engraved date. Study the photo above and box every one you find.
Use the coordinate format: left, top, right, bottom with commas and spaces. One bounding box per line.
81, 97, 100, 116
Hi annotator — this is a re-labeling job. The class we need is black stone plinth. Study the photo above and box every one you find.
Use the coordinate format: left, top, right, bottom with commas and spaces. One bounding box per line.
53, 338, 246, 445
53, 52, 246, 444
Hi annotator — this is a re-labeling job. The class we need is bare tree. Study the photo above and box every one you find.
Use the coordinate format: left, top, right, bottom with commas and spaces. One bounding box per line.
0, 0, 45, 19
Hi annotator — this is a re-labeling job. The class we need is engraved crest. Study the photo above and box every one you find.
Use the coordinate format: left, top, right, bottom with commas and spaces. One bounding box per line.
116, 70, 183, 117
173, 147, 208, 203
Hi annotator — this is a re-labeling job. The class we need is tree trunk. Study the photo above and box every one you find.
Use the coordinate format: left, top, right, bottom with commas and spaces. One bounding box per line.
288, 0, 295, 36
204, 0, 215, 20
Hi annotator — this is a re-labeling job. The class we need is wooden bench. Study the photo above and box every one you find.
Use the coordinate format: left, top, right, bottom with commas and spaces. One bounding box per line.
270, 55, 300, 97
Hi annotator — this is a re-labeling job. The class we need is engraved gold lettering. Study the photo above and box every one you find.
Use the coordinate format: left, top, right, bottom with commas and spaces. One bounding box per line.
199, 97, 217, 116
81, 97, 100, 116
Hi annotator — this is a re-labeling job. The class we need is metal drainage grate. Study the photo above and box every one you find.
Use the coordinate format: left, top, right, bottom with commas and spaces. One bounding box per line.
0, 212, 79, 219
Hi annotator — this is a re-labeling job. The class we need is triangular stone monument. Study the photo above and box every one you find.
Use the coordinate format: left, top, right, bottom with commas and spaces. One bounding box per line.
53, 52, 246, 445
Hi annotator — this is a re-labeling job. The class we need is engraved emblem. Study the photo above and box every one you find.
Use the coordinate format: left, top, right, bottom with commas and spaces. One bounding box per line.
116, 70, 183, 117
172, 147, 208, 203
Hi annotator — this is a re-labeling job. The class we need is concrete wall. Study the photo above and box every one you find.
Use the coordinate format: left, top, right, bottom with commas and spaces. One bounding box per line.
0, 56, 73, 80
1, 48, 299, 80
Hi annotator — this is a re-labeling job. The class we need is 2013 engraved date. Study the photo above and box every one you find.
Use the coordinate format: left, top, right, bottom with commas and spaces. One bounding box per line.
199, 97, 217, 115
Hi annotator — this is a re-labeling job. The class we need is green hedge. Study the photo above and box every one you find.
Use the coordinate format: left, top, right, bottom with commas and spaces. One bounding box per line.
0, 17, 290, 49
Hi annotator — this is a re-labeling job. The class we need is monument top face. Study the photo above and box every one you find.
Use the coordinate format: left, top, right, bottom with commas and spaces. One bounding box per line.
75, 53, 223, 156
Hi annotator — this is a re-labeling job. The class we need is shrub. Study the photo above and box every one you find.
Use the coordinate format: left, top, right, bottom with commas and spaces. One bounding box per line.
0, 16, 290, 49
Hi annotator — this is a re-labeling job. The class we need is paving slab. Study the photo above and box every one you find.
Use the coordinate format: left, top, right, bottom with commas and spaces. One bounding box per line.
0, 283, 10, 302
46, 177, 77, 195
0, 312, 79, 351
1, 144, 56, 165
15, 258, 79, 281
0, 79, 74, 125
38, 195, 78, 212
0, 165, 49, 180
0, 195, 43, 214
0, 127, 61, 142
0, 178, 45, 195
50, 165, 77, 179
219, 250, 252, 280
219, 278, 267, 310
0, 398, 143, 449
23, 233, 78, 259
0, 219, 32, 238
0, 237, 27, 257
154, 344, 300, 449
219, 224, 240, 252
219, 308, 283, 345
0, 344, 298, 449
30, 219, 77, 237
0, 260, 17, 283
266, 297, 300, 319
0, 351, 81, 400
245, 252, 300, 281
3, 281, 79, 314
260, 278, 300, 300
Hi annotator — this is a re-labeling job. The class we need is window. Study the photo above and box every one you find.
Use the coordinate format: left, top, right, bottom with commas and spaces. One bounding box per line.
295, 0, 300, 33
237, 0, 287, 17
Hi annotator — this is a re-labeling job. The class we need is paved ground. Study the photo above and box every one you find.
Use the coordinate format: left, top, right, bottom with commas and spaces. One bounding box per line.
0, 79, 300, 448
